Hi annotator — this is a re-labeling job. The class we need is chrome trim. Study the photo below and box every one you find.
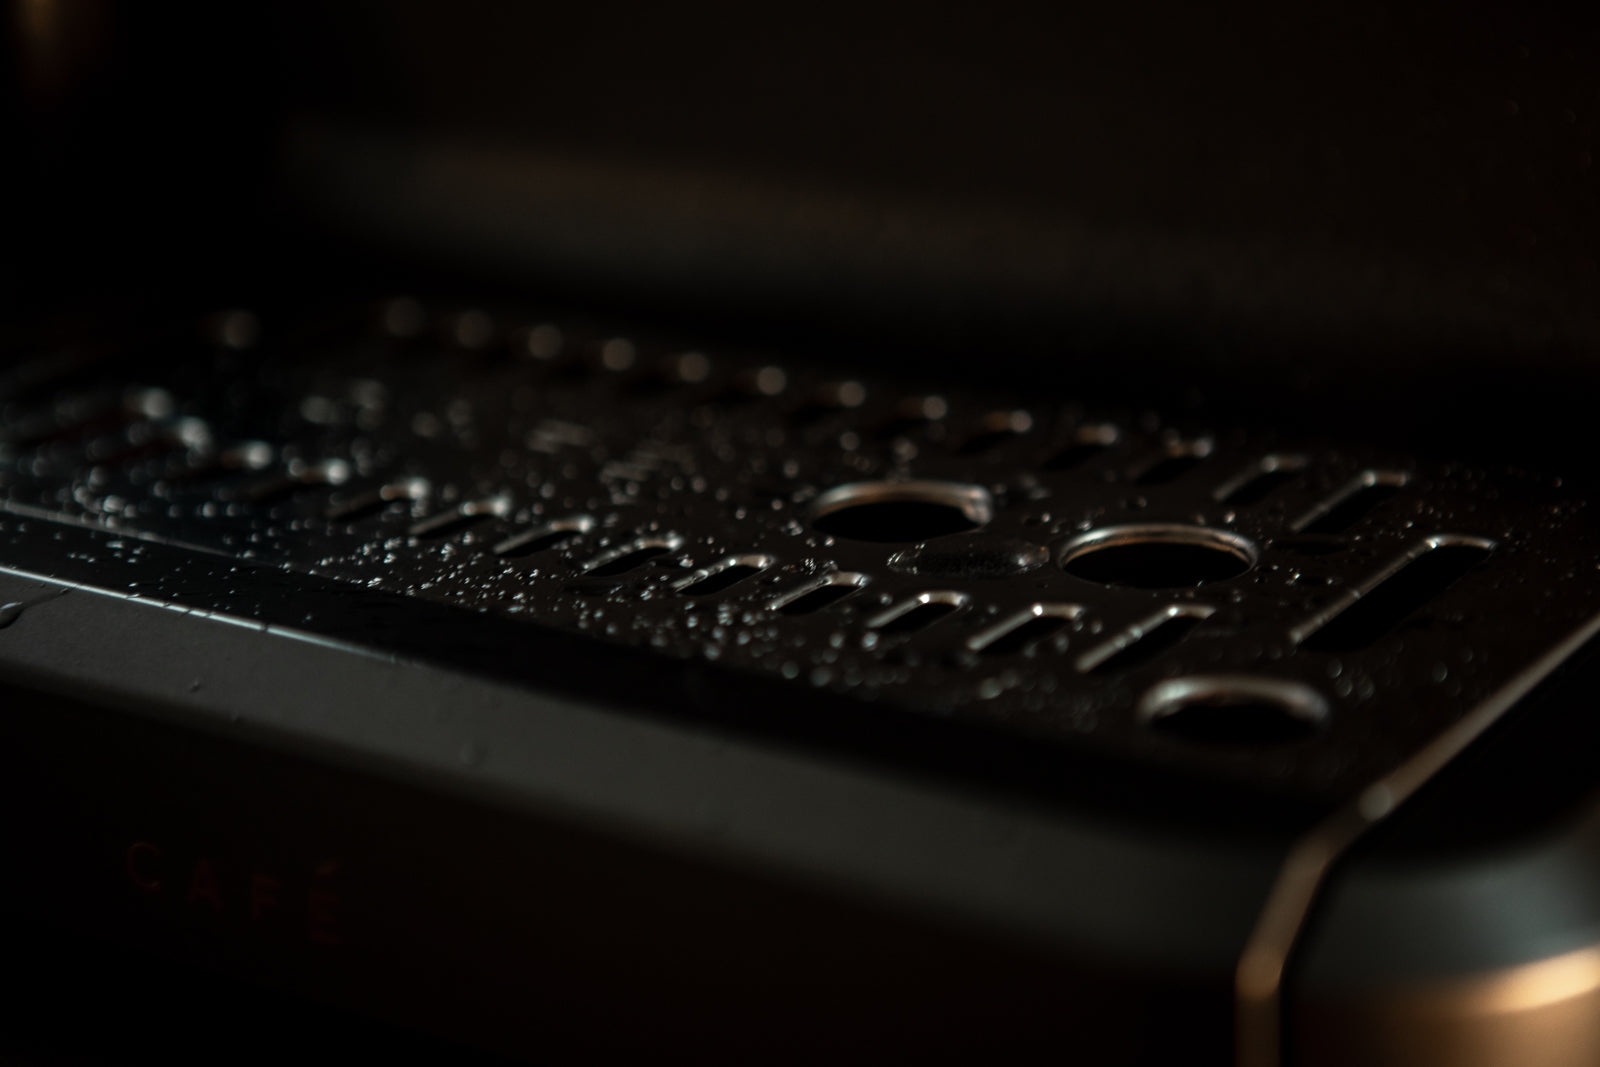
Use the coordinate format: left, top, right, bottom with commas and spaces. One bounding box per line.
1235, 609, 1600, 1067
1287, 533, 1497, 646
1073, 603, 1215, 673
811, 480, 994, 529
670, 554, 777, 594
1289, 468, 1409, 533
1212, 453, 1309, 503
1138, 674, 1329, 729
1058, 523, 1259, 575
766, 571, 869, 612
491, 514, 595, 557
864, 590, 970, 630
406, 493, 511, 537
325, 477, 429, 520
578, 533, 685, 574
965, 603, 1083, 653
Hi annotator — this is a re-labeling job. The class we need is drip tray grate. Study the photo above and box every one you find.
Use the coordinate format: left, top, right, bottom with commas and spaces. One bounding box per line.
3, 299, 1598, 804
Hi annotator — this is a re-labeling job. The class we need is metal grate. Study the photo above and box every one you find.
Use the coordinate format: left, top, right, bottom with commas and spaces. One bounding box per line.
3, 298, 1599, 803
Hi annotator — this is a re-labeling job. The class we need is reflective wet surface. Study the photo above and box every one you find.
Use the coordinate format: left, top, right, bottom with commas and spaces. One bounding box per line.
2, 298, 1598, 803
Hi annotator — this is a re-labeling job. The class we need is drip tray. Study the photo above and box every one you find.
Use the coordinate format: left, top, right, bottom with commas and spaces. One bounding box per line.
3, 298, 1598, 805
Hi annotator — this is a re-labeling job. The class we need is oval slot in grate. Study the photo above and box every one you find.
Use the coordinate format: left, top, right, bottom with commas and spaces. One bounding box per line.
866, 591, 969, 634
769, 573, 870, 615
1076, 605, 1215, 674
1134, 439, 1213, 486
1214, 454, 1308, 507
409, 495, 509, 538
966, 604, 1083, 654
673, 555, 775, 597
494, 515, 595, 558
1292, 470, 1408, 534
1293, 536, 1495, 651
580, 535, 684, 577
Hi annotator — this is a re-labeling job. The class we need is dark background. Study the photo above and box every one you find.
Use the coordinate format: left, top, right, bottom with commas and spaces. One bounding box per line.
6, 6, 1600, 1062
8, 1, 1600, 457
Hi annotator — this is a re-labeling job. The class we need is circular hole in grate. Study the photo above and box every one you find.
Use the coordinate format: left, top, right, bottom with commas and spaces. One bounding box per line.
1138, 676, 1327, 746
1058, 524, 1256, 587
812, 481, 993, 543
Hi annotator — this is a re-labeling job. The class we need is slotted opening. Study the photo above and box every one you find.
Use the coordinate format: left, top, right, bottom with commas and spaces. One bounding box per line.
975, 614, 1071, 655
494, 517, 592, 558
239, 461, 348, 505
676, 557, 772, 597
409, 495, 507, 538
813, 481, 993, 543
1140, 678, 1328, 746
410, 510, 493, 539
1225, 469, 1296, 506
327, 480, 428, 522
873, 600, 963, 635
499, 527, 582, 557
793, 381, 867, 426
776, 582, 861, 615
1060, 525, 1256, 588
1044, 424, 1117, 471
1135, 445, 1211, 486
1080, 610, 1210, 674
957, 413, 1031, 457
1295, 472, 1405, 534
871, 397, 946, 441
1217, 456, 1306, 507
586, 545, 669, 576
582, 539, 679, 577
1301, 542, 1493, 652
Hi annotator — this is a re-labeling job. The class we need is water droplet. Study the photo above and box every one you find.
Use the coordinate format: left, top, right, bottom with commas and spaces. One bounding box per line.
0, 603, 23, 628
